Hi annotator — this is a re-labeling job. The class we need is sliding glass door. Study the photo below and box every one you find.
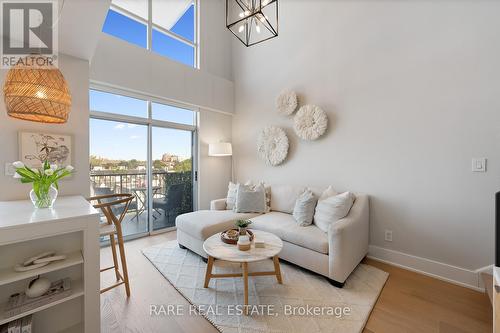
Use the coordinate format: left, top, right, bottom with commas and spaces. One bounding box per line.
89, 88, 197, 241
90, 118, 150, 240
151, 127, 193, 232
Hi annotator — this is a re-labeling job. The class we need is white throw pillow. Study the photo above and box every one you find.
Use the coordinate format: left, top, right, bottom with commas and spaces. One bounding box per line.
319, 185, 338, 200
314, 191, 355, 233
246, 180, 271, 212
292, 190, 318, 226
226, 180, 253, 210
226, 182, 238, 210
234, 184, 267, 213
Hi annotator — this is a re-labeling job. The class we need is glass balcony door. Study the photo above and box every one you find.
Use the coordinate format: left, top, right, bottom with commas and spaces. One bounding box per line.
90, 118, 150, 241
150, 127, 194, 232
90, 88, 198, 241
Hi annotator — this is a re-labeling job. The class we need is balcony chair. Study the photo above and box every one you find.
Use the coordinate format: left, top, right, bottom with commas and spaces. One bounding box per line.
152, 183, 185, 226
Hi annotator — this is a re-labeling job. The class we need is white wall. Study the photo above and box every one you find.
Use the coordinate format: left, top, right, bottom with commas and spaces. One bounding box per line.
198, 110, 233, 209
231, 0, 500, 278
0, 54, 90, 200
199, 0, 233, 81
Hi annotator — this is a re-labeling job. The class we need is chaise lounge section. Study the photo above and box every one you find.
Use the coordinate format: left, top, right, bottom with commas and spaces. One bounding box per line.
176, 185, 369, 287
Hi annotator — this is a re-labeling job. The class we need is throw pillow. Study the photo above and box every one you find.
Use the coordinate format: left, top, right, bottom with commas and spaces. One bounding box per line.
292, 190, 318, 226
319, 185, 338, 200
314, 192, 356, 233
246, 181, 271, 212
226, 181, 254, 210
226, 182, 238, 210
234, 184, 267, 213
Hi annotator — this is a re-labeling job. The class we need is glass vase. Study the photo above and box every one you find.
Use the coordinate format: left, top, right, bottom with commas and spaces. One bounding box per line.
30, 185, 58, 209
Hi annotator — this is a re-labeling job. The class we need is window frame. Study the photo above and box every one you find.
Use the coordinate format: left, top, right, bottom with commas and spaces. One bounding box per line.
89, 83, 199, 237
109, 0, 199, 68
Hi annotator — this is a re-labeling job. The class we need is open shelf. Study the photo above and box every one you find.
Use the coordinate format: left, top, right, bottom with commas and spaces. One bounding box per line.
0, 279, 83, 326
0, 251, 83, 287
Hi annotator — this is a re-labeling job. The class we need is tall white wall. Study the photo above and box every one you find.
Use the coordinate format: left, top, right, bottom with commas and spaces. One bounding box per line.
0, 54, 90, 200
231, 0, 500, 279
199, 0, 233, 81
198, 110, 233, 209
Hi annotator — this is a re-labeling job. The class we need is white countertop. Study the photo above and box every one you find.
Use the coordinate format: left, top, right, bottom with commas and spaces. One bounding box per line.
0, 196, 99, 230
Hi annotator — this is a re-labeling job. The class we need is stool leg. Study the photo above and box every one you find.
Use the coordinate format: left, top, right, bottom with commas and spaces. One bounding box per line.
116, 225, 131, 297
109, 234, 120, 281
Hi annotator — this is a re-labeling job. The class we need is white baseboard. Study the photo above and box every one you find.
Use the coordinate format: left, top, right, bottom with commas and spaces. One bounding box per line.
367, 245, 492, 292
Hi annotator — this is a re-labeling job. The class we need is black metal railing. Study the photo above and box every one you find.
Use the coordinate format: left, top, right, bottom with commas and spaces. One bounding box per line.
90, 170, 193, 214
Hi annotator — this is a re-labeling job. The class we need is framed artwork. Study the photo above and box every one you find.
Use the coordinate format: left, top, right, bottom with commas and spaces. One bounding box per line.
19, 131, 73, 168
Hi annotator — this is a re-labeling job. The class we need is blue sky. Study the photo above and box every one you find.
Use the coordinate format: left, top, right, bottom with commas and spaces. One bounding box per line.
91, 4, 195, 161
102, 4, 195, 66
90, 117, 192, 161
89, 90, 194, 160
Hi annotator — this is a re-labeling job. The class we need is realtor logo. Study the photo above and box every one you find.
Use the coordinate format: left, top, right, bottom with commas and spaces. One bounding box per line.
1, 1, 58, 68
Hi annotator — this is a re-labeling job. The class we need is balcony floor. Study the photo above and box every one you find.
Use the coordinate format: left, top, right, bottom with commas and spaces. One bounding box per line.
100, 209, 178, 243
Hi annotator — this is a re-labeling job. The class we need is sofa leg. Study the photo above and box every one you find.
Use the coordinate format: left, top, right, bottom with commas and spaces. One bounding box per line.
328, 279, 345, 288
178, 244, 187, 249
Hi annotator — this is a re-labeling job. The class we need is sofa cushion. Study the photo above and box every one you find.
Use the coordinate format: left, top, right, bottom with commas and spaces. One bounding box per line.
250, 212, 328, 254
270, 185, 306, 213
176, 210, 260, 240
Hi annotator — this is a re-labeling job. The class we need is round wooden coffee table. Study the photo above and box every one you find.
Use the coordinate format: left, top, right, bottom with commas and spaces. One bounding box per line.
203, 230, 283, 314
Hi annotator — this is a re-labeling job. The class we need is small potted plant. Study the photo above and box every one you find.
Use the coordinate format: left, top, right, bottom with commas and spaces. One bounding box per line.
12, 160, 74, 209
235, 219, 252, 236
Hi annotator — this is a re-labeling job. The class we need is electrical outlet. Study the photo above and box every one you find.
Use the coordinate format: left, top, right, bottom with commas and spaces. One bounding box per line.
4, 163, 15, 176
385, 230, 393, 242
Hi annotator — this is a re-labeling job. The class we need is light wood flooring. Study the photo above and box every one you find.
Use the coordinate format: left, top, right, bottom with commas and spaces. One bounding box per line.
100, 232, 492, 333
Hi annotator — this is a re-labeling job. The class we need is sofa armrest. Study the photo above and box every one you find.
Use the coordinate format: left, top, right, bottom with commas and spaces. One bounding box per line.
327, 194, 369, 282
210, 198, 227, 211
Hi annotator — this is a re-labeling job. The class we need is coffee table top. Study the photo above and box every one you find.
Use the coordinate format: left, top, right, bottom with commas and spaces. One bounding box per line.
203, 229, 283, 263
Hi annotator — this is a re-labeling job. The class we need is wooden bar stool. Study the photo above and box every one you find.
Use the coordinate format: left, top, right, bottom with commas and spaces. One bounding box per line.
88, 193, 133, 297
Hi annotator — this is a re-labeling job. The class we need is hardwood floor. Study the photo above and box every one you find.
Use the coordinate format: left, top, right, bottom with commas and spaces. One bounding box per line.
363, 259, 492, 333
100, 232, 492, 333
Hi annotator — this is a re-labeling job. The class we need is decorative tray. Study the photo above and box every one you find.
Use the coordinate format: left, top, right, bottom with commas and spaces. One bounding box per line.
220, 229, 254, 245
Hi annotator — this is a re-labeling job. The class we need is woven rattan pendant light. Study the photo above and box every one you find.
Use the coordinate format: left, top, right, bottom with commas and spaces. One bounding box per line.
3, 56, 72, 124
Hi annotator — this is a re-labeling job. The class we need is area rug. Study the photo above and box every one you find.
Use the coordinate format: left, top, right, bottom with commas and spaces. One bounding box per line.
142, 241, 388, 333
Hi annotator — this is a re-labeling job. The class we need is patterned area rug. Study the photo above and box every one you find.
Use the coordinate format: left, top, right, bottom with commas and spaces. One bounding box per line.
142, 241, 388, 333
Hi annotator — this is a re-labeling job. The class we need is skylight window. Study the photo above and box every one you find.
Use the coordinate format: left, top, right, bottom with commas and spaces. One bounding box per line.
102, 0, 197, 68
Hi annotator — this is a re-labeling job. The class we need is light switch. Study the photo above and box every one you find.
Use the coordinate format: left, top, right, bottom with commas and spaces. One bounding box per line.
472, 158, 486, 172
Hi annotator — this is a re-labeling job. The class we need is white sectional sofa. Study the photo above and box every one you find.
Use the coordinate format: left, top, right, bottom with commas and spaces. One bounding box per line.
176, 185, 369, 287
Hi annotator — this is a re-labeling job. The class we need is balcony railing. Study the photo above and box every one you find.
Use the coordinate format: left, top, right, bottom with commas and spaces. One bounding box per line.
90, 170, 193, 215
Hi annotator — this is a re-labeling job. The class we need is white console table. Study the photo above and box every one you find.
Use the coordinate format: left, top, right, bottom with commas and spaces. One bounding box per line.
0, 196, 100, 333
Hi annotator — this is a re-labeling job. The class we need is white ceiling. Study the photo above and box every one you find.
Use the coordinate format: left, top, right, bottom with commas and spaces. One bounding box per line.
58, 0, 111, 61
